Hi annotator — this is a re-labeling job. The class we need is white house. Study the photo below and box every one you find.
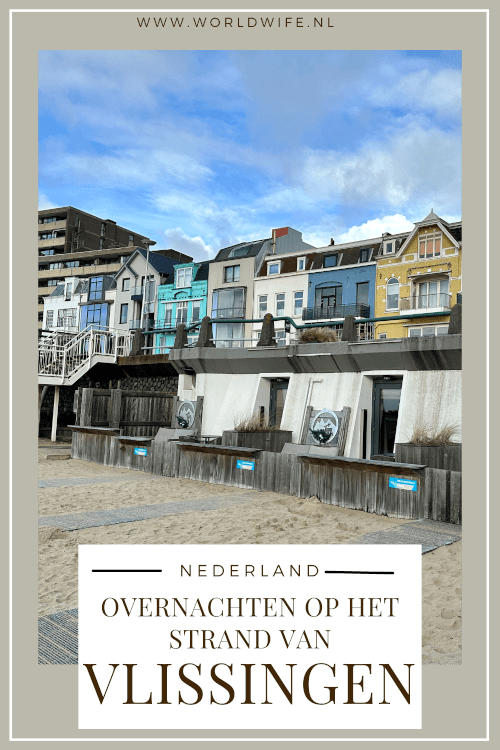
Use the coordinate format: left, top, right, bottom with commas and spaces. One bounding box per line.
42, 275, 117, 333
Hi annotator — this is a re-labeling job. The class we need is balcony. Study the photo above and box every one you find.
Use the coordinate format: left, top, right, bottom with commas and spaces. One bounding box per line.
131, 285, 144, 299
212, 307, 246, 319
399, 293, 452, 312
302, 303, 370, 321
38, 218, 66, 231
129, 319, 142, 330
153, 317, 201, 330
38, 236, 66, 249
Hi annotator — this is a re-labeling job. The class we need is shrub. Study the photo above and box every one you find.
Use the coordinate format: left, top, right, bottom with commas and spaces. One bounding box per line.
408, 418, 460, 446
233, 411, 278, 432
298, 327, 339, 343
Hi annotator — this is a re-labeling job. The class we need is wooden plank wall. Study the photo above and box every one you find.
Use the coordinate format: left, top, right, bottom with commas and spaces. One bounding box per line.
395, 444, 462, 471
79, 388, 174, 437
69, 431, 462, 522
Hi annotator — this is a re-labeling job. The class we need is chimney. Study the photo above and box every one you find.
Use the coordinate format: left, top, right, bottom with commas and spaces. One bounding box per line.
330, 238, 335, 245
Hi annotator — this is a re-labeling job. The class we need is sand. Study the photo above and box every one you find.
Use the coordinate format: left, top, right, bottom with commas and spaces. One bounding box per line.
38, 452, 462, 665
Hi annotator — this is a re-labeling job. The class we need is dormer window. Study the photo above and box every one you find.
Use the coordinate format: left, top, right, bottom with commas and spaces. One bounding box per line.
324, 253, 338, 268
297, 257, 306, 271
267, 261, 281, 275
419, 232, 442, 259
359, 248, 370, 263
383, 240, 395, 255
176, 267, 193, 288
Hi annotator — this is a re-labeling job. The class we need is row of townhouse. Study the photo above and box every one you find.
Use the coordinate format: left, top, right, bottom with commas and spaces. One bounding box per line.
42, 211, 462, 347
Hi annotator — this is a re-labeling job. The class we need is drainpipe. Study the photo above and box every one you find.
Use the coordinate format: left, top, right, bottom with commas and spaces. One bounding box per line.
271, 228, 276, 254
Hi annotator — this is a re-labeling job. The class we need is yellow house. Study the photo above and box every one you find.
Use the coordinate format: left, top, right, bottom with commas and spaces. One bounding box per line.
374, 210, 462, 339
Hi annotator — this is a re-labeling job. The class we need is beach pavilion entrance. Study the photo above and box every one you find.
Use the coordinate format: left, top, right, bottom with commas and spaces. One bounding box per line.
269, 378, 289, 428
371, 376, 403, 457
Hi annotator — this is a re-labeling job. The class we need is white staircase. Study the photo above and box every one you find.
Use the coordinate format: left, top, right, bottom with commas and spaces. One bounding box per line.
38, 326, 133, 386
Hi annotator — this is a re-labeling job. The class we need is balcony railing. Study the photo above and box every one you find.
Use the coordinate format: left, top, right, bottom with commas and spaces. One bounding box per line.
131, 285, 144, 297
407, 293, 452, 310
153, 317, 201, 330
302, 303, 370, 321
129, 319, 142, 330
212, 307, 246, 319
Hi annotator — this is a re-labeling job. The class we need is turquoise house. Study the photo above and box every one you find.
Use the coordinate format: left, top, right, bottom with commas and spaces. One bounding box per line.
154, 260, 210, 352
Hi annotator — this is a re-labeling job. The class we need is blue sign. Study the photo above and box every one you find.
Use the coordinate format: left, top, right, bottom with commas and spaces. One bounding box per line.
134, 447, 148, 457
389, 477, 417, 492
237, 460, 255, 471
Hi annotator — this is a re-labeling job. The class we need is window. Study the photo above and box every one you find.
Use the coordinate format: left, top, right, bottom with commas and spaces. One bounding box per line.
88, 277, 104, 301
176, 267, 193, 288
39, 232, 55, 241
267, 262, 280, 275
39, 249, 55, 256
65, 283, 72, 301
129, 234, 134, 244
378, 333, 388, 340
120, 304, 128, 324
164, 302, 173, 325
386, 278, 399, 310
48, 262, 63, 270
276, 293, 285, 316
419, 233, 442, 259
45, 310, 54, 328
359, 248, 370, 263
47, 279, 58, 287
66, 261, 79, 268
57, 308, 77, 328
383, 240, 395, 254
176, 300, 188, 325
120, 255, 129, 263
416, 278, 449, 308
409, 325, 449, 337
99, 238, 104, 249
224, 265, 240, 283
259, 295, 268, 317
122, 278, 130, 292
293, 291, 303, 316
276, 330, 286, 347
356, 281, 369, 307
297, 257, 306, 271
324, 254, 338, 268
212, 288, 245, 319
315, 285, 343, 311
229, 247, 250, 258
80, 303, 109, 329
192, 300, 201, 322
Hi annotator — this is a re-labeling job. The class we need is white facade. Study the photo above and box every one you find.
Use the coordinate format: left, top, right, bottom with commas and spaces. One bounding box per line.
43, 276, 116, 333
252, 250, 312, 345
179, 369, 462, 459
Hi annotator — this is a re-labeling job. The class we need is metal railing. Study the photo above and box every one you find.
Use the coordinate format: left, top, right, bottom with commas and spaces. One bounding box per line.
212, 307, 246, 319
302, 303, 370, 320
38, 325, 133, 382
153, 317, 201, 330
410, 293, 451, 310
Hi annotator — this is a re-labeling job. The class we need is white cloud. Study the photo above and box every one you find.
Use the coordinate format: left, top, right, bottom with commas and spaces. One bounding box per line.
366, 68, 461, 118
335, 214, 414, 243
38, 193, 55, 210
163, 228, 213, 260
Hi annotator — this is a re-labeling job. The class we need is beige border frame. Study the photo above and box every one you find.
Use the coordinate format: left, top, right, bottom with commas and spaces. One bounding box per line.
6, 1, 491, 745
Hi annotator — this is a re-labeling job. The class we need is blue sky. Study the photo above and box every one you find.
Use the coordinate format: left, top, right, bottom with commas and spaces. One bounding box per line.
38, 50, 461, 260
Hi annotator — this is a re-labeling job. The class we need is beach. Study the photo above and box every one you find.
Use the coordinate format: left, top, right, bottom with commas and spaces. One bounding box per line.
38, 448, 462, 665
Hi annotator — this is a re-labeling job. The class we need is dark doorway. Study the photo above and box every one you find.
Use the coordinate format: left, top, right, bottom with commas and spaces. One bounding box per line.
371, 377, 403, 456
269, 379, 289, 428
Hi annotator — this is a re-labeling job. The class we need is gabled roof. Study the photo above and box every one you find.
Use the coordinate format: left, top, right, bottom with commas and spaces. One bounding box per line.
397, 213, 461, 257
113, 247, 176, 280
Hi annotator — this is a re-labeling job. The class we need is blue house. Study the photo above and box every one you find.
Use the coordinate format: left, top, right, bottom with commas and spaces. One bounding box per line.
154, 261, 210, 352
305, 242, 377, 328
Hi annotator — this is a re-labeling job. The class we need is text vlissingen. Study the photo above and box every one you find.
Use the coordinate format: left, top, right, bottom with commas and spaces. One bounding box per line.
84, 662, 413, 706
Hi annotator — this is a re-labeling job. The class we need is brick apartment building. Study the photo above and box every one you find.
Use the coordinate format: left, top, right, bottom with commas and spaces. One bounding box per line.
38, 206, 152, 329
